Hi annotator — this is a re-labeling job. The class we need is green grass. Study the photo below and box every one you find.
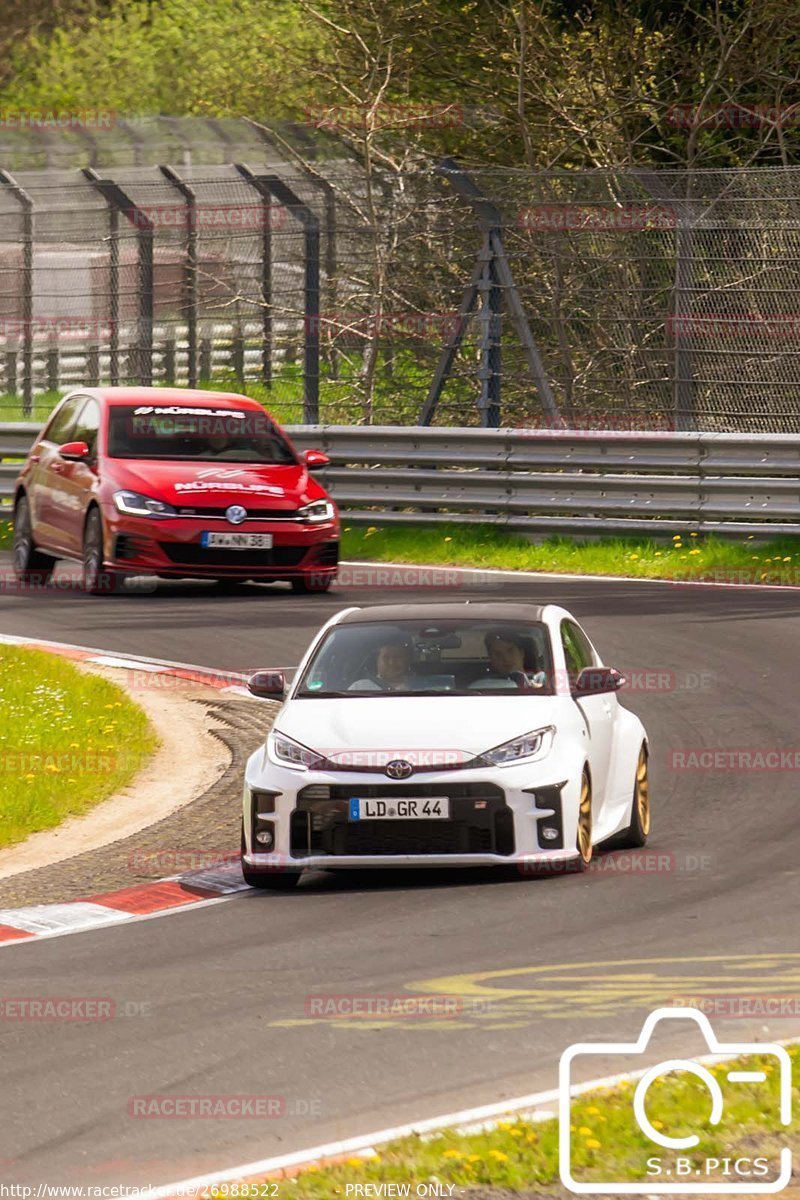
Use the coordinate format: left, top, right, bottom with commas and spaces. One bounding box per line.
0, 521, 797, 584
0, 646, 159, 849
0, 349, 454, 427
341, 523, 800, 584
262, 1045, 798, 1196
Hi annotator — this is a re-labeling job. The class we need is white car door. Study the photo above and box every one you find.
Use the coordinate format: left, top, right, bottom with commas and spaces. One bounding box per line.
561, 619, 615, 800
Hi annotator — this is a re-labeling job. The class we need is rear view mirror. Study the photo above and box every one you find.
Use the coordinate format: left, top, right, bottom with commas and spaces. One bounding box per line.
58, 441, 90, 461
573, 666, 626, 696
248, 670, 286, 699
304, 449, 330, 470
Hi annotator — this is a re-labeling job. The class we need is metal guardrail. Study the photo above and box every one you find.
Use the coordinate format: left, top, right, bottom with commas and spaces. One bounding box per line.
3, 423, 800, 536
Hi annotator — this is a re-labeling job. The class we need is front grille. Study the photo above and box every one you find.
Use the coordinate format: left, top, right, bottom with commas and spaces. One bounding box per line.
159, 543, 308, 568
175, 506, 300, 520
292, 783, 513, 858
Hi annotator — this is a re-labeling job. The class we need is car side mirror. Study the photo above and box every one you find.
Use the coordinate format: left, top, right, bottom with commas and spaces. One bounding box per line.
304, 449, 330, 470
58, 440, 90, 461
573, 666, 626, 697
247, 670, 286, 699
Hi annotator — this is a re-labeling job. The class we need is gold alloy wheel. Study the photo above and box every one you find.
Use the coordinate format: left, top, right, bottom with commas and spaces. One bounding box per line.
577, 772, 593, 864
635, 748, 651, 836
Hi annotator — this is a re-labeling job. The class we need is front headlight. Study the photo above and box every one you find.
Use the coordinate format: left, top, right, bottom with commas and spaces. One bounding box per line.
269, 730, 324, 770
480, 726, 555, 767
114, 490, 177, 518
297, 500, 335, 524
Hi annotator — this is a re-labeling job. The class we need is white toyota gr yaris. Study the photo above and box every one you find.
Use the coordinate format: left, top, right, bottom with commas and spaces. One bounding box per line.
240, 602, 650, 889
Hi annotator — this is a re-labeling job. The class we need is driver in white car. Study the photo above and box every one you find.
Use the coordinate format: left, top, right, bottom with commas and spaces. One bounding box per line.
349, 634, 418, 691
470, 629, 548, 690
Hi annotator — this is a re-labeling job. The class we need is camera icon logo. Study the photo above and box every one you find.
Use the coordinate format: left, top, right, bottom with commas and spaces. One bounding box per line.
559, 1007, 792, 1194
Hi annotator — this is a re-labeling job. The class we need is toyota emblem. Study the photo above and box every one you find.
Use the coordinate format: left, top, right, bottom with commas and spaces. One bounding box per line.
225, 505, 248, 525
385, 759, 413, 780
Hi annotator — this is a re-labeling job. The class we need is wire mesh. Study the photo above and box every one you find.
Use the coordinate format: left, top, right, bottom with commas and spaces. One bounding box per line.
1, 146, 800, 431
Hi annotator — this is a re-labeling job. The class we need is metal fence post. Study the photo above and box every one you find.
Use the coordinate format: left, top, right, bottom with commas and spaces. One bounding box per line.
0, 171, 34, 415
235, 165, 320, 422
251, 123, 339, 378
83, 170, 154, 386
674, 216, 695, 431
159, 165, 198, 387
233, 164, 273, 387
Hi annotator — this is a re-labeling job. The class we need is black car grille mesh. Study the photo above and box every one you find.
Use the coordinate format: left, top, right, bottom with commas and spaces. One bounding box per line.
292, 784, 514, 857
159, 544, 307, 567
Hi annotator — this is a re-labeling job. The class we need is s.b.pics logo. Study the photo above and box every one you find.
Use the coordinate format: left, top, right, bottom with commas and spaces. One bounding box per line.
559, 1008, 792, 1194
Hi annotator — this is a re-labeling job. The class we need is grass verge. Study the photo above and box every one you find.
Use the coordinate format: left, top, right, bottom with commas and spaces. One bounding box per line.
0, 646, 159, 849
341, 523, 800, 585
262, 1043, 798, 1196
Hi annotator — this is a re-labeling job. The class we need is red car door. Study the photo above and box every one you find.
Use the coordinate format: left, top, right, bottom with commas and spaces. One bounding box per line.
47, 396, 102, 556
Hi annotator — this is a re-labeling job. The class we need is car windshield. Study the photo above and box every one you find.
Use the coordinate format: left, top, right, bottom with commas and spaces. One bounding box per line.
295, 619, 555, 697
106, 405, 297, 464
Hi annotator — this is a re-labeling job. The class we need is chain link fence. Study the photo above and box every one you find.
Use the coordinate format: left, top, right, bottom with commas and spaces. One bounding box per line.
1, 124, 799, 433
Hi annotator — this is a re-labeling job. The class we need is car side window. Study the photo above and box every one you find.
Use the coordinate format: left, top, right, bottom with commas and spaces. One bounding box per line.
561, 620, 594, 684
71, 399, 101, 460
42, 397, 83, 446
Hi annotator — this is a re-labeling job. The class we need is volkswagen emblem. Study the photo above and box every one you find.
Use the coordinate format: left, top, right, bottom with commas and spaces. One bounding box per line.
225, 505, 248, 525
385, 759, 413, 780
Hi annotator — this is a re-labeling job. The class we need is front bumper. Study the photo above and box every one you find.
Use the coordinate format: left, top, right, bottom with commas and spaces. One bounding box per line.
102, 509, 339, 579
242, 755, 583, 871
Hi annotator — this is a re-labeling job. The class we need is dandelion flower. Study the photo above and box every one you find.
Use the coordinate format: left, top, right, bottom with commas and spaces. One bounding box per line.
578, 1126, 593, 1136
585, 1139, 602, 1150
489, 1150, 509, 1163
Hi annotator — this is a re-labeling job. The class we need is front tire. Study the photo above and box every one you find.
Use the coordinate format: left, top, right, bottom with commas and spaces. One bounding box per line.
575, 769, 593, 871
612, 746, 651, 849
82, 509, 124, 595
242, 865, 301, 890
13, 496, 56, 585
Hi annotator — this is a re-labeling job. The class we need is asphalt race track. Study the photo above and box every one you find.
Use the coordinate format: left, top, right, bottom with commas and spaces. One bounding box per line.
2, 560, 800, 1187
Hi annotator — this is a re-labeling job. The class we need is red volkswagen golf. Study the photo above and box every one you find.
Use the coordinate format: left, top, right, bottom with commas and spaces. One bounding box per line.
12, 387, 340, 595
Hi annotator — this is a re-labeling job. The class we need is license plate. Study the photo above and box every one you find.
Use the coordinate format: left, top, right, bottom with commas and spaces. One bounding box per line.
200, 532, 273, 549
349, 797, 450, 821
